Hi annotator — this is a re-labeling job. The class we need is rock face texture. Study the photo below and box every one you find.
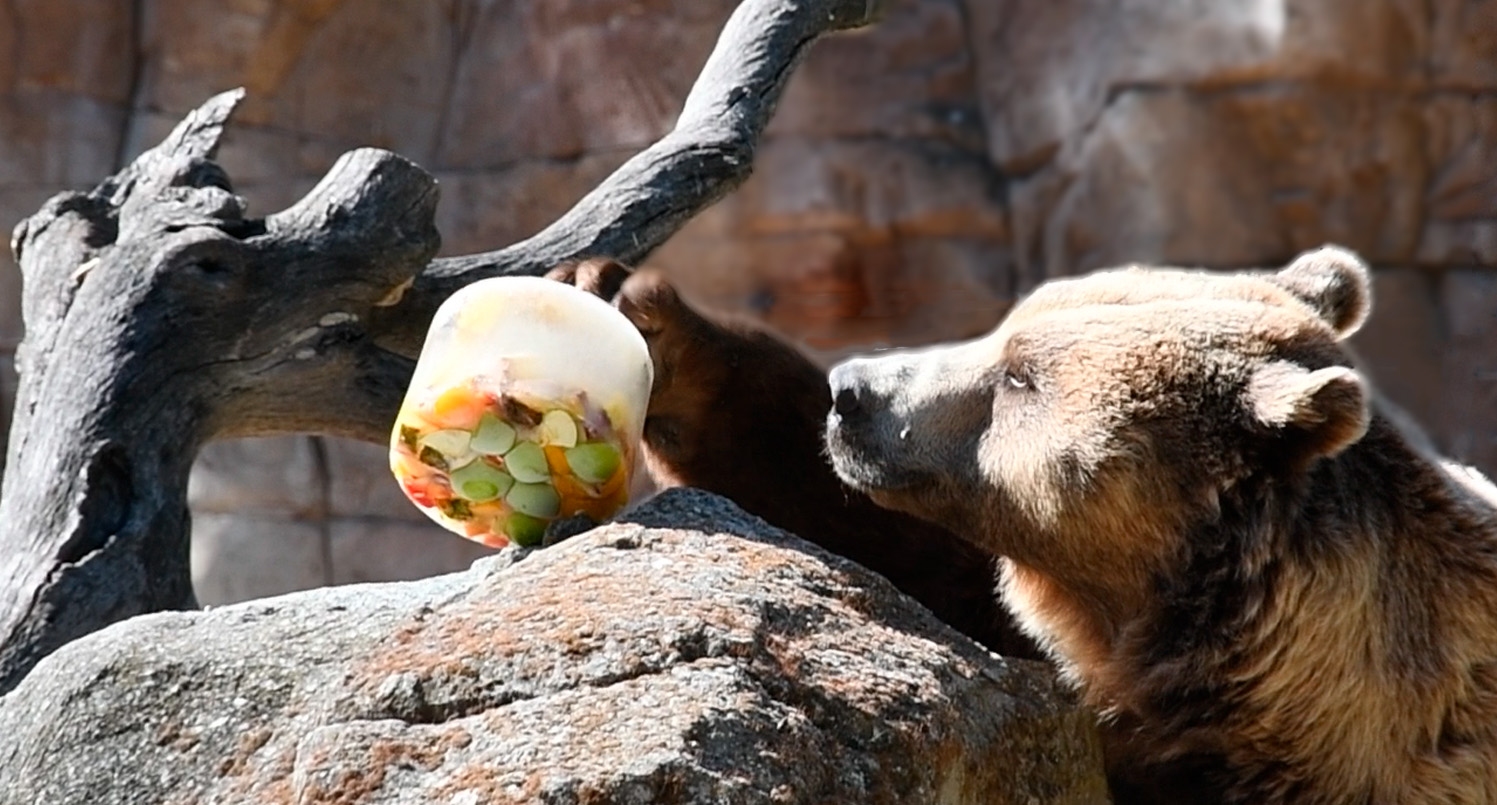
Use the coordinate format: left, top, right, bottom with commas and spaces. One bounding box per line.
1, 1, 1494, 598
0, 490, 1108, 805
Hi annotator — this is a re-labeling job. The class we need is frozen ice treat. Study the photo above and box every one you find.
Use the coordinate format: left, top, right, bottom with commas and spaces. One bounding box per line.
389, 276, 653, 547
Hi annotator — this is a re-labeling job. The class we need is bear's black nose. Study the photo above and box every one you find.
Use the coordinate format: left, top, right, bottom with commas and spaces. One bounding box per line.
829, 361, 870, 421
833, 385, 862, 418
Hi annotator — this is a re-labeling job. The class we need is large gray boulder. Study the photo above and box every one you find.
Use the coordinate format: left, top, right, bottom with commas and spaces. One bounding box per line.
0, 489, 1108, 804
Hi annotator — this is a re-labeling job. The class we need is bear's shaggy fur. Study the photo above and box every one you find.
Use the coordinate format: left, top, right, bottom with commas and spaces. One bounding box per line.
544, 258, 1042, 661
825, 246, 1497, 803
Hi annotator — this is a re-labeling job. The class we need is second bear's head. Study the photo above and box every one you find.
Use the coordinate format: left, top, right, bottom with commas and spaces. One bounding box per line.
826, 246, 1373, 579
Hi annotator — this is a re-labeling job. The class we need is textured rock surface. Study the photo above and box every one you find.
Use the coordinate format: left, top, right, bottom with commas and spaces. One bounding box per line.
0, 489, 1109, 805
1, 0, 1494, 599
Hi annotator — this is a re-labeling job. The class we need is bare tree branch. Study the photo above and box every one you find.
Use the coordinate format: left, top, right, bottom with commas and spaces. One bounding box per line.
0, 0, 883, 695
371, 0, 882, 355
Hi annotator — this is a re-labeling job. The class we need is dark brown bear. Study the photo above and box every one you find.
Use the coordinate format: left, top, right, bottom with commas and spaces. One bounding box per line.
824, 246, 1497, 803
544, 257, 1042, 661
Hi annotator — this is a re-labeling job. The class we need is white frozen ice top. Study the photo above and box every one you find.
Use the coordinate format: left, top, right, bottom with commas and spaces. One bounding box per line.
409, 275, 654, 437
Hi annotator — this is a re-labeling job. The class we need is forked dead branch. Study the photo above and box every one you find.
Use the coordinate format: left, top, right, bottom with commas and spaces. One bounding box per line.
0, 0, 884, 696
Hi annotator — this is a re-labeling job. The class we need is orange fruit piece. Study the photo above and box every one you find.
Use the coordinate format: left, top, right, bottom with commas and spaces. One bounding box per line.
551, 460, 630, 522
552, 472, 591, 504
567, 497, 609, 522
427, 385, 491, 429
543, 445, 571, 476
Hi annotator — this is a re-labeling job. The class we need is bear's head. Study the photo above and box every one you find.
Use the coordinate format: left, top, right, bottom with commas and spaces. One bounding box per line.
826, 246, 1374, 625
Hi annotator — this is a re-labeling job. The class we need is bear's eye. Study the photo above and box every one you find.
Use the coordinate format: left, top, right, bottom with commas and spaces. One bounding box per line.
1003, 365, 1032, 391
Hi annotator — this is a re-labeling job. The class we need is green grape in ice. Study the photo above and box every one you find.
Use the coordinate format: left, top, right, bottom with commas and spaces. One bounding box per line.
504, 440, 551, 483
538, 409, 579, 447
449, 461, 514, 503
504, 512, 547, 547
419, 428, 472, 457
505, 481, 561, 518
471, 413, 517, 455
564, 442, 622, 484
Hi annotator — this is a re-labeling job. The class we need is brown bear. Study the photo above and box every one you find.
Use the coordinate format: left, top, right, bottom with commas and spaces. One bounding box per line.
824, 246, 1497, 803
544, 257, 1042, 661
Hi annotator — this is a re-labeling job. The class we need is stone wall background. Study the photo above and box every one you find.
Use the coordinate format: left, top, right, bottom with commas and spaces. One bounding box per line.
2, 0, 1493, 605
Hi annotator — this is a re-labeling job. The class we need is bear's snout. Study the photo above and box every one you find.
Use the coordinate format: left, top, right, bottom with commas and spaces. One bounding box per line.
827, 357, 902, 437
825, 356, 920, 493
824, 343, 997, 527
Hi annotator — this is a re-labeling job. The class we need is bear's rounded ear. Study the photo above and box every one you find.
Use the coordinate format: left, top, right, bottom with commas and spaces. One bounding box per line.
1270, 245, 1372, 338
1246, 361, 1371, 460
615, 269, 690, 337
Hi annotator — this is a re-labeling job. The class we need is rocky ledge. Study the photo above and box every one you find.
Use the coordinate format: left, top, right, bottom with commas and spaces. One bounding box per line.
0, 488, 1107, 804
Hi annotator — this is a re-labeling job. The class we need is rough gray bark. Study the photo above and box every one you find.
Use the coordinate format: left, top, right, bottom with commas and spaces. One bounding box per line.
0, 0, 884, 696
0, 95, 441, 696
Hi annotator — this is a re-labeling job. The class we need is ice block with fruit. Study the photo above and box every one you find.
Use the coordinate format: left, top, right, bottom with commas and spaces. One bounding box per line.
389, 275, 653, 548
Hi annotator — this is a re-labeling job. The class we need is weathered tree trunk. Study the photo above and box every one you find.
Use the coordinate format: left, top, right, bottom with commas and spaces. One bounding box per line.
0, 0, 883, 696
